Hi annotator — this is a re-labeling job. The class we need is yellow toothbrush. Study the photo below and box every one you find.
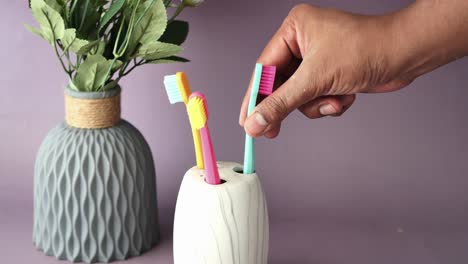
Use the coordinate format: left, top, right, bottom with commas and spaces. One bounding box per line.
164, 72, 204, 169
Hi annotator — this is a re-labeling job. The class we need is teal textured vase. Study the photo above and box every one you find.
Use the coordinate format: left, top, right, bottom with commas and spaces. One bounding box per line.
33, 88, 159, 263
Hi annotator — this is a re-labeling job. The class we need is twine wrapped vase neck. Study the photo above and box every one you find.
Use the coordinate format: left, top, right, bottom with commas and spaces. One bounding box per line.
65, 87, 121, 129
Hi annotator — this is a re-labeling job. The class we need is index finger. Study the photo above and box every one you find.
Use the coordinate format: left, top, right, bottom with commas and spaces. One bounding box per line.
239, 16, 302, 126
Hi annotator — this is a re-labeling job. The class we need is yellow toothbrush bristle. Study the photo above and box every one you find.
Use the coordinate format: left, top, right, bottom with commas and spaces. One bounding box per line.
176, 72, 191, 104
187, 96, 207, 130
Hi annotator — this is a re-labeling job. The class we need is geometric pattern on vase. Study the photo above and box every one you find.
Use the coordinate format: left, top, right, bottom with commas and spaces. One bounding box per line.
33, 120, 159, 263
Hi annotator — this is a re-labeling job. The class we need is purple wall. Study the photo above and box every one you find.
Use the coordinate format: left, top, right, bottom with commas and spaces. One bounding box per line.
2, 0, 468, 263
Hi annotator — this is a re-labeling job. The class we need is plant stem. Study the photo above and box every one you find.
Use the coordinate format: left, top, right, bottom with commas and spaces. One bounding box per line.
118, 59, 132, 76
168, 2, 185, 23
78, 0, 90, 32
114, 0, 141, 58
70, 0, 78, 17
65, 51, 72, 72
43, 9, 72, 78
123, 59, 144, 75
164, 0, 172, 7
57, 41, 76, 73
116, 59, 144, 82
76, 54, 81, 68
53, 41, 72, 78
98, 58, 117, 91
113, 16, 126, 56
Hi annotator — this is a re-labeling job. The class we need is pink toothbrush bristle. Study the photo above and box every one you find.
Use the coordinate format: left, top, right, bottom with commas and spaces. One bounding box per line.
259, 65, 276, 96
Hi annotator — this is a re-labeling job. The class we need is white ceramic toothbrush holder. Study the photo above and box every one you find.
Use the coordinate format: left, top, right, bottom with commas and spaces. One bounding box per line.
173, 161, 269, 264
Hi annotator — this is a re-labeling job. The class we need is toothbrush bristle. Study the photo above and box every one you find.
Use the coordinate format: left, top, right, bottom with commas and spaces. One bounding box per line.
187, 93, 208, 130
164, 74, 183, 104
191, 91, 209, 119
258, 65, 276, 96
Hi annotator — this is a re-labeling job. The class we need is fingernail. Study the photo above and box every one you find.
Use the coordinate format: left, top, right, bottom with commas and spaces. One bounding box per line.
245, 112, 268, 135
319, 104, 337, 116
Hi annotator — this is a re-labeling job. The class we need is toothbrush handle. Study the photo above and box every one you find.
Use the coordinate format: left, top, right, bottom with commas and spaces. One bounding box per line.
243, 63, 262, 174
191, 128, 204, 169
243, 134, 254, 174
200, 125, 221, 185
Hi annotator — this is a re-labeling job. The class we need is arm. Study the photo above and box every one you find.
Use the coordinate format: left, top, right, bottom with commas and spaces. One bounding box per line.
388, 0, 468, 81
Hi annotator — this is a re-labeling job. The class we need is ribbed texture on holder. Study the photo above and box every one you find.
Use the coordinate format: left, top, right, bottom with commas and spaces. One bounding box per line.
65, 93, 121, 129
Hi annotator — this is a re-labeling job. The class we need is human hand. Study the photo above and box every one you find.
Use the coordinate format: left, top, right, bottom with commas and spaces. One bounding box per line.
239, 2, 468, 138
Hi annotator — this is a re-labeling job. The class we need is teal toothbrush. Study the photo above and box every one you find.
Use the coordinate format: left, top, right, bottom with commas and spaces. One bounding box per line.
243, 63, 276, 174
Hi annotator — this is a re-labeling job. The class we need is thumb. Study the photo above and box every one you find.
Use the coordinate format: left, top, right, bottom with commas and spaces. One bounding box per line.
244, 63, 316, 137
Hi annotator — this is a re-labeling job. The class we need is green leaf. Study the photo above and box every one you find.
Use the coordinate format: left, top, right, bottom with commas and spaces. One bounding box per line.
99, 0, 125, 33
127, 0, 167, 55
159, 20, 189, 45
94, 41, 108, 55
76, 39, 100, 55
147, 56, 190, 64
68, 80, 80, 91
61, 28, 89, 53
44, 0, 65, 15
102, 80, 118, 91
30, 0, 65, 44
24, 24, 47, 40
76, 40, 108, 56
136, 41, 182, 60
73, 54, 113, 91
70, 0, 102, 39
96, 0, 109, 6
112, 60, 123, 71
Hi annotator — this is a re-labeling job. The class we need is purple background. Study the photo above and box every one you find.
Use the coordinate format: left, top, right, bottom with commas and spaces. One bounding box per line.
2, 0, 468, 263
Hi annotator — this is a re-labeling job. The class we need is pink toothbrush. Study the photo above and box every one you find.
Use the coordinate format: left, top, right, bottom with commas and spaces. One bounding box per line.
187, 92, 221, 185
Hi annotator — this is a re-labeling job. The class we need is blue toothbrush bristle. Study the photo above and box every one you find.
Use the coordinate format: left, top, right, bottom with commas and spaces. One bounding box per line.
163, 75, 183, 104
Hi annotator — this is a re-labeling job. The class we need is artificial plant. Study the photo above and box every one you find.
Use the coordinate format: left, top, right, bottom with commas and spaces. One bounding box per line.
26, 0, 202, 92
